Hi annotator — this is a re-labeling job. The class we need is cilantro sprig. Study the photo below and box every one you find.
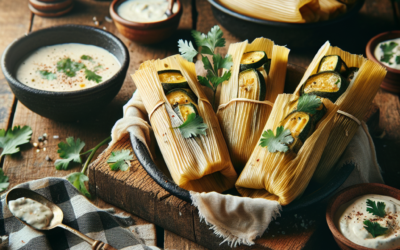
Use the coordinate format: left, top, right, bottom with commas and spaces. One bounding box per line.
84, 69, 102, 83
173, 113, 208, 138
363, 220, 388, 238
81, 55, 94, 62
366, 199, 386, 217
107, 150, 133, 171
57, 58, 85, 77
38, 70, 57, 80
178, 25, 233, 109
0, 126, 32, 162
379, 42, 398, 64
296, 95, 322, 115
259, 126, 294, 153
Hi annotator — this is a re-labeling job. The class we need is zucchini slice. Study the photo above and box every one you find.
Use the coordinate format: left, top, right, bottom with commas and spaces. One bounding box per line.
174, 103, 198, 122
166, 88, 197, 108
344, 67, 359, 82
301, 71, 348, 103
317, 55, 348, 74
238, 69, 267, 101
313, 102, 327, 124
240, 51, 268, 71
280, 111, 314, 153
158, 70, 189, 92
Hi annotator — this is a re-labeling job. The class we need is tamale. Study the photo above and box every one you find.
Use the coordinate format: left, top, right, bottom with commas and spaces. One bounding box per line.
235, 94, 338, 205
132, 55, 237, 193
217, 38, 289, 172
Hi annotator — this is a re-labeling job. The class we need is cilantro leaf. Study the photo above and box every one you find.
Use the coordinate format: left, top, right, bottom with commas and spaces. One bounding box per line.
363, 220, 388, 238
380, 53, 393, 64
396, 56, 400, 65
107, 150, 133, 171
201, 56, 214, 74
213, 54, 233, 73
207, 71, 231, 88
81, 55, 94, 62
198, 75, 213, 89
0, 169, 9, 192
178, 39, 198, 62
173, 113, 208, 138
259, 126, 294, 153
57, 58, 85, 77
38, 70, 57, 80
296, 95, 322, 115
94, 65, 103, 72
380, 42, 398, 54
67, 172, 91, 198
84, 69, 102, 83
0, 126, 32, 157
55, 137, 85, 170
192, 26, 225, 53
366, 199, 386, 217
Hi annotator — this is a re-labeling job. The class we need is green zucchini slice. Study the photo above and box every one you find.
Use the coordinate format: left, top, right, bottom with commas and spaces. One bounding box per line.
166, 88, 197, 108
317, 55, 348, 74
313, 102, 327, 124
280, 111, 314, 153
301, 71, 348, 103
240, 51, 268, 71
238, 69, 267, 101
174, 103, 198, 122
344, 67, 359, 83
158, 70, 189, 92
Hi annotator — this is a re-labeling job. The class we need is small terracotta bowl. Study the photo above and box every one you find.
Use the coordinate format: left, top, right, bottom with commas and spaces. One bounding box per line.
326, 183, 400, 250
366, 31, 400, 93
110, 0, 183, 44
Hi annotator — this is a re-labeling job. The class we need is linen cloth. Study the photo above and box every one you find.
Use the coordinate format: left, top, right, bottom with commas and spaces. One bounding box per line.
0, 177, 159, 250
111, 90, 384, 246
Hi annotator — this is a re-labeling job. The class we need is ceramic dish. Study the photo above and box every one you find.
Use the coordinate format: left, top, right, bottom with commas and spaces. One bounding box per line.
207, 0, 365, 49
366, 31, 400, 93
1, 25, 129, 121
109, 0, 183, 44
130, 64, 355, 213
326, 183, 400, 250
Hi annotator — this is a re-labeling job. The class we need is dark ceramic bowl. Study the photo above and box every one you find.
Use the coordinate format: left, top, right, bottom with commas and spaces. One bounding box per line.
1, 25, 129, 121
208, 0, 365, 49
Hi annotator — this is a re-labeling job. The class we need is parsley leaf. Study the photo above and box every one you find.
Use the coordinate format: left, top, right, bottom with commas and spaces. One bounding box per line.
57, 58, 85, 77
380, 42, 398, 54
396, 56, 400, 65
107, 150, 133, 171
363, 220, 388, 238
85, 69, 102, 83
55, 137, 85, 170
173, 113, 208, 138
38, 70, 57, 80
296, 95, 322, 115
81, 55, 94, 62
213, 54, 233, 73
366, 199, 386, 217
192, 26, 225, 53
178, 40, 198, 62
207, 71, 231, 88
0, 169, 9, 192
259, 126, 294, 153
380, 53, 393, 64
67, 172, 91, 198
0, 126, 32, 157
94, 65, 103, 72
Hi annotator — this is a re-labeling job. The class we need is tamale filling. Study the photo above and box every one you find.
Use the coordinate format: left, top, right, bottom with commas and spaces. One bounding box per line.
303, 72, 341, 93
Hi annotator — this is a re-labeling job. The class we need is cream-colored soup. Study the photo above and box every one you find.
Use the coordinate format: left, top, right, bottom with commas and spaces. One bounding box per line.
117, 0, 179, 23
16, 43, 121, 92
336, 195, 400, 249
374, 38, 400, 70
9, 197, 53, 230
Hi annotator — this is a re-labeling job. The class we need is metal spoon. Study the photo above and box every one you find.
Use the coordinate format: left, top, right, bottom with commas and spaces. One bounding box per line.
165, 0, 175, 17
6, 188, 117, 250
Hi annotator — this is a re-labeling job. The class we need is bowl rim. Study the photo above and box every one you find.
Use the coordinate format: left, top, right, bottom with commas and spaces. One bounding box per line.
109, 0, 183, 28
326, 183, 400, 250
1, 24, 129, 97
366, 30, 400, 74
207, 0, 365, 29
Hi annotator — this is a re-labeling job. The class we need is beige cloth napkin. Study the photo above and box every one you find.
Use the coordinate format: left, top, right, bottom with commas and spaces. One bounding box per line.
110, 91, 384, 246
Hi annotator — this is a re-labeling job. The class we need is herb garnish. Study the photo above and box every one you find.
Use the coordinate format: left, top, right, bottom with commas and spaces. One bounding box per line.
38, 70, 57, 80
259, 126, 294, 153
84, 69, 102, 83
57, 58, 85, 77
0, 126, 32, 162
379, 42, 398, 64
296, 95, 322, 115
81, 55, 94, 62
363, 220, 388, 238
178, 25, 233, 108
366, 199, 386, 217
0, 169, 9, 192
172, 113, 208, 138
107, 150, 133, 171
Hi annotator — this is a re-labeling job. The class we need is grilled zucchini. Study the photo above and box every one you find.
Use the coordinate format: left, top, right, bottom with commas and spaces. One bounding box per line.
240, 51, 268, 71
158, 70, 189, 92
238, 69, 267, 101
280, 111, 314, 153
166, 88, 197, 108
317, 55, 348, 74
174, 103, 198, 122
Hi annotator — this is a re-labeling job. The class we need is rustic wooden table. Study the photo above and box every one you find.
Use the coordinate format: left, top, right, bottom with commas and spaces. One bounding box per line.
0, 0, 399, 249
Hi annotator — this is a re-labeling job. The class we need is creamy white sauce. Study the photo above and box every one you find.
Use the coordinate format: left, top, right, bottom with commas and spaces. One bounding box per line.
9, 197, 53, 230
335, 195, 400, 249
16, 43, 121, 92
374, 38, 400, 70
117, 0, 179, 23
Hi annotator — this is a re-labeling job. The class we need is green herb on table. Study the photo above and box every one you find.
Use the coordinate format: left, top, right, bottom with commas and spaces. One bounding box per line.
38, 70, 57, 80
363, 220, 388, 238
84, 69, 102, 83
172, 113, 208, 138
366, 199, 386, 217
379, 42, 398, 64
81, 55, 94, 63
57, 58, 85, 77
296, 95, 322, 115
178, 25, 233, 109
0, 169, 9, 192
0, 125, 32, 162
107, 150, 133, 171
259, 126, 294, 153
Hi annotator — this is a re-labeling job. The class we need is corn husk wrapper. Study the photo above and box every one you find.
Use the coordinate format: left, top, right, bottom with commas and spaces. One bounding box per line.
131, 55, 237, 193
217, 38, 289, 172
292, 42, 387, 183
235, 94, 338, 205
319, 0, 347, 21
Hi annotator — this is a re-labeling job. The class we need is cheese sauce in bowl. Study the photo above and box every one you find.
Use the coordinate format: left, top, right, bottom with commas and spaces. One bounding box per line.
117, 0, 179, 23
